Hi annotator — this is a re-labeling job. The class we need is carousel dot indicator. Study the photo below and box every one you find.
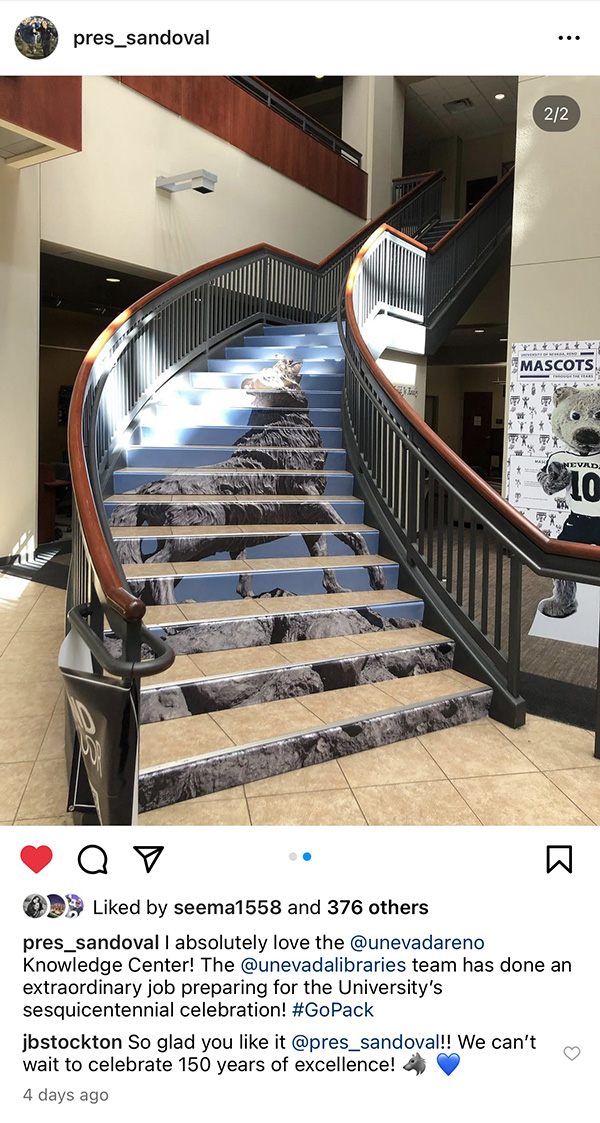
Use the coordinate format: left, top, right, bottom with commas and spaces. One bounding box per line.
289, 852, 298, 861
303, 852, 312, 862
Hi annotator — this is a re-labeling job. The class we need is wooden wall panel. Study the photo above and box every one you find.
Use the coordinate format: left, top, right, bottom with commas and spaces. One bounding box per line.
0, 77, 81, 150
116, 76, 367, 218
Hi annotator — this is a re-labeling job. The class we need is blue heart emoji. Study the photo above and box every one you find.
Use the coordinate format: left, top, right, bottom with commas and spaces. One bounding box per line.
437, 1052, 460, 1075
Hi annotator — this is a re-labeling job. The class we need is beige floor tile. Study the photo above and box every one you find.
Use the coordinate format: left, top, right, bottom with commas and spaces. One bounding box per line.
349, 626, 448, 651
139, 799, 250, 826
15, 815, 74, 826
298, 524, 374, 533
38, 702, 67, 760
246, 554, 391, 571
273, 637, 364, 663
0, 717, 50, 763
0, 648, 63, 685
492, 716, 598, 771
546, 768, 600, 824
0, 762, 33, 819
355, 780, 480, 826
245, 759, 348, 797
339, 738, 446, 788
453, 772, 593, 826
299, 683, 394, 723
248, 789, 366, 826
191, 647, 289, 676
254, 590, 415, 613
418, 718, 537, 779
179, 600, 268, 620
144, 655, 203, 686
140, 713, 234, 769
0, 575, 45, 602
0, 681, 62, 720
212, 697, 323, 745
16, 759, 68, 820
374, 670, 483, 706
138, 606, 187, 625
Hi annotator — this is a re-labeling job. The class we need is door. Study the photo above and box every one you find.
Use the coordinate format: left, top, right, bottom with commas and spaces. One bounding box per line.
465, 175, 497, 211
462, 391, 493, 472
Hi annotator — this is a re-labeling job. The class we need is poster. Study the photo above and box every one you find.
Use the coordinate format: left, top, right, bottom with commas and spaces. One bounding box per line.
506, 340, 600, 647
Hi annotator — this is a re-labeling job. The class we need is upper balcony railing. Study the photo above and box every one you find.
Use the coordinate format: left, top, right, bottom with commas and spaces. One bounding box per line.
229, 76, 362, 167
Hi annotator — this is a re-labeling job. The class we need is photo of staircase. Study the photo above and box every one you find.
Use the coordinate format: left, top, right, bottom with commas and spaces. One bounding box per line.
99, 322, 492, 814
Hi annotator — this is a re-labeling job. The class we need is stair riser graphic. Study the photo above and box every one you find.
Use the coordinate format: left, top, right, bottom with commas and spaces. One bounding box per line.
169, 389, 342, 409
113, 471, 354, 496
143, 406, 342, 428
130, 426, 344, 448
263, 323, 339, 335
128, 563, 399, 604
105, 603, 425, 658
106, 499, 366, 526
138, 689, 492, 811
225, 346, 344, 360
207, 359, 344, 374
125, 448, 348, 470
114, 530, 381, 564
189, 372, 344, 391
140, 643, 455, 725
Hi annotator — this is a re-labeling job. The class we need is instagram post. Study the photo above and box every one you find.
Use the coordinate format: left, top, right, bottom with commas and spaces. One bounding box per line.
0, 1, 598, 1119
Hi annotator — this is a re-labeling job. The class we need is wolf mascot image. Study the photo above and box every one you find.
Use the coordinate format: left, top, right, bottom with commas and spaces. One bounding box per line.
537, 384, 600, 617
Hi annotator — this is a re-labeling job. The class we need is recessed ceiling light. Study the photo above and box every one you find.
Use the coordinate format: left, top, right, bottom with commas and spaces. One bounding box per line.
474, 329, 485, 334
494, 93, 506, 100
106, 277, 120, 283
314, 76, 324, 80
500, 337, 508, 342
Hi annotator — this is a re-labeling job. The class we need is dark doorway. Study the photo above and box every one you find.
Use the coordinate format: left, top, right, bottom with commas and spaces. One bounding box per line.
462, 391, 492, 472
425, 395, 439, 433
465, 175, 497, 211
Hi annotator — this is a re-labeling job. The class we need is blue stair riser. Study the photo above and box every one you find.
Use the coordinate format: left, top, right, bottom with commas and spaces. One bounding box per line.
144, 406, 342, 428
140, 642, 455, 725
114, 530, 381, 564
243, 335, 343, 348
129, 563, 399, 604
130, 426, 344, 448
168, 388, 342, 410
189, 372, 344, 391
125, 447, 347, 470
105, 602, 425, 657
207, 359, 344, 374
263, 323, 339, 335
105, 498, 366, 525
112, 470, 354, 496
225, 346, 343, 360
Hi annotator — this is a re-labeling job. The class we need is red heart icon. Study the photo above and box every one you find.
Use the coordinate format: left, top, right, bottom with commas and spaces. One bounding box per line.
21, 845, 53, 873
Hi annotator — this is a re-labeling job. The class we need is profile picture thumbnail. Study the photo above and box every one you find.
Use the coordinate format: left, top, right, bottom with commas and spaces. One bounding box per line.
65, 894, 84, 918
47, 894, 66, 919
14, 16, 58, 59
23, 893, 48, 919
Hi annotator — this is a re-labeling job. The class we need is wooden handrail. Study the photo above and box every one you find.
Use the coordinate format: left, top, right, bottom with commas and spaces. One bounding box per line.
345, 231, 600, 565
68, 168, 446, 622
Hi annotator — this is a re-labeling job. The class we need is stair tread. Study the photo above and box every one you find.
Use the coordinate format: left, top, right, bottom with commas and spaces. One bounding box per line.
136, 589, 420, 626
138, 670, 489, 772
115, 467, 352, 476
111, 523, 376, 538
142, 627, 452, 688
107, 493, 357, 503
123, 554, 395, 577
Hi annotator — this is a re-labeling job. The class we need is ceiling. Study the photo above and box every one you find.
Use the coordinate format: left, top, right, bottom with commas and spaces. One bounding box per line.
403, 76, 518, 154
40, 253, 168, 319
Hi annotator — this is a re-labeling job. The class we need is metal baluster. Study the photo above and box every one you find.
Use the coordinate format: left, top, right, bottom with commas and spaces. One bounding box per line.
456, 503, 464, 606
507, 555, 522, 697
468, 514, 477, 620
494, 545, 504, 651
446, 495, 454, 595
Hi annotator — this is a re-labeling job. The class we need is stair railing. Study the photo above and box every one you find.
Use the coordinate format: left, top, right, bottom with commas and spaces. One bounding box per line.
340, 222, 600, 755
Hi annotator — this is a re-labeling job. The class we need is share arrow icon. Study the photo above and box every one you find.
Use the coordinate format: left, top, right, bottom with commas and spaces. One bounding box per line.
133, 846, 164, 873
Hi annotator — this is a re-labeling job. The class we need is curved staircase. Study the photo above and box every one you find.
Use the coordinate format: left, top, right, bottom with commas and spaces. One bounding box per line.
104, 323, 491, 815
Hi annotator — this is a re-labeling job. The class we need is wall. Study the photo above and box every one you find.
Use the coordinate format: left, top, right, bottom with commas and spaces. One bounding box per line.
0, 162, 40, 561
342, 77, 404, 219
459, 128, 515, 214
41, 78, 367, 278
426, 365, 506, 454
508, 76, 600, 343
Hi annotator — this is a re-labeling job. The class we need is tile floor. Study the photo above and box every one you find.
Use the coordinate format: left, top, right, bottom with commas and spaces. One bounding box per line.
1, 572, 599, 827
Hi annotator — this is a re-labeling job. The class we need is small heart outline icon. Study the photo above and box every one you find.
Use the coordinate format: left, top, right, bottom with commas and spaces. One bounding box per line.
437, 1052, 460, 1075
20, 845, 53, 873
564, 1046, 580, 1061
